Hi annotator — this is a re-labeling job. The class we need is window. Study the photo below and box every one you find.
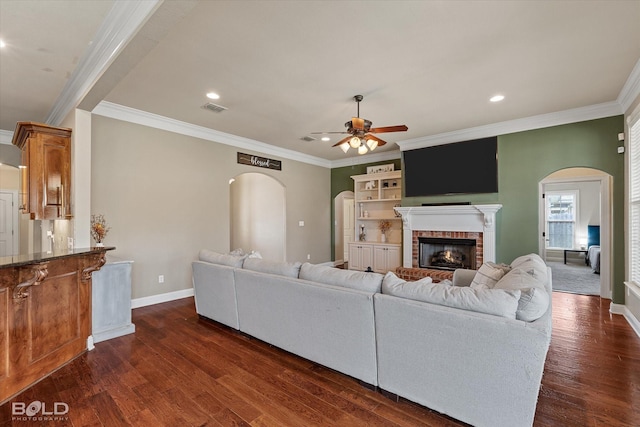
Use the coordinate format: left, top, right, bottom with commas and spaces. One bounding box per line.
630, 114, 640, 285
546, 191, 578, 249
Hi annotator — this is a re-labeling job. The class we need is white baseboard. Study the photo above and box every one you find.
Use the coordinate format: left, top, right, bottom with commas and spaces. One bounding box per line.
131, 287, 194, 309
610, 302, 640, 339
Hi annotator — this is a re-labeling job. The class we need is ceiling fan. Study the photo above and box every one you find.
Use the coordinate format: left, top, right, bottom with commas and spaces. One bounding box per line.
312, 95, 408, 155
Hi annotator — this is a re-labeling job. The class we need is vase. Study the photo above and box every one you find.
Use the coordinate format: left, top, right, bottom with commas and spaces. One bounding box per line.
381, 233, 386, 243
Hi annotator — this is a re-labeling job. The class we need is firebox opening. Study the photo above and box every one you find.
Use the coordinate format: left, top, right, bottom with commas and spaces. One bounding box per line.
418, 237, 477, 271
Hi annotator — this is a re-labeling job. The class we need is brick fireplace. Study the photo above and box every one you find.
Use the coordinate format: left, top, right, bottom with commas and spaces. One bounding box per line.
394, 205, 502, 279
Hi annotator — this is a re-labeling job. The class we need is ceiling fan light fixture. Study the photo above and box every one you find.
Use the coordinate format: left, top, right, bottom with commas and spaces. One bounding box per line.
349, 136, 361, 148
340, 142, 350, 153
366, 138, 378, 151
358, 144, 368, 155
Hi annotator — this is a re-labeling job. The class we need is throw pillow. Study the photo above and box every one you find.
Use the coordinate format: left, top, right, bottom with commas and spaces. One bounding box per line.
299, 263, 384, 293
510, 254, 548, 284
382, 271, 520, 319
494, 268, 550, 321
199, 249, 245, 268
470, 262, 511, 290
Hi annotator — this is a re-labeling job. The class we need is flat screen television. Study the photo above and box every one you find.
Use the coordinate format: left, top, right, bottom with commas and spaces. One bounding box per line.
403, 137, 498, 197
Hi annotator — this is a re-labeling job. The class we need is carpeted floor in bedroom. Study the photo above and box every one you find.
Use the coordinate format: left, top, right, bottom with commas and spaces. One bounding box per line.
547, 259, 600, 295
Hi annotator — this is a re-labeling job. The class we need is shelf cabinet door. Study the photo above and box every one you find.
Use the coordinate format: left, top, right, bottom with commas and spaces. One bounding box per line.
373, 245, 402, 273
13, 122, 72, 220
349, 243, 374, 271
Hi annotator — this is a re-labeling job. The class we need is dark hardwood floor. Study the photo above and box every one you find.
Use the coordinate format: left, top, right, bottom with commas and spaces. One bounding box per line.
1, 292, 639, 426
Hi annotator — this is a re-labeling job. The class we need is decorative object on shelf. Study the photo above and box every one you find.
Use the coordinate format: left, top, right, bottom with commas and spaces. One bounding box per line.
365, 180, 375, 190
91, 214, 111, 247
394, 204, 402, 217
379, 220, 391, 243
311, 95, 407, 155
367, 163, 395, 174
359, 225, 366, 242
364, 210, 369, 218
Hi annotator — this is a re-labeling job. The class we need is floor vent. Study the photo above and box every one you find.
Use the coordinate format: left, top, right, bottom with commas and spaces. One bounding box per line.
202, 102, 228, 113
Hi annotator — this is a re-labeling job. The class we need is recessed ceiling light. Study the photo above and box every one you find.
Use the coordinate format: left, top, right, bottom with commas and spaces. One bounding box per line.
206, 92, 220, 100
490, 94, 505, 102
0, 39, 6, 48
321, 137, 330, 141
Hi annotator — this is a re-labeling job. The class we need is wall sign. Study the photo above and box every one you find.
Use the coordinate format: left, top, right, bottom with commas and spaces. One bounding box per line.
237, 152, 282, 171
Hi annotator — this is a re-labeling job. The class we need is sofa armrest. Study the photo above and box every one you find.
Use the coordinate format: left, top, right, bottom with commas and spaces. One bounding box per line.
452, 268, 476, 287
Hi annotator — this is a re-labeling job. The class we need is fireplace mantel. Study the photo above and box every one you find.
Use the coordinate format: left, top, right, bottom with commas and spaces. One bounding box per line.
394, 204, 502, 268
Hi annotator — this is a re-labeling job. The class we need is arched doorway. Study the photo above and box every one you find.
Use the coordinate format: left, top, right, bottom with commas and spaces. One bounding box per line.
229, 172, 286, 261
539, 167, 612, 298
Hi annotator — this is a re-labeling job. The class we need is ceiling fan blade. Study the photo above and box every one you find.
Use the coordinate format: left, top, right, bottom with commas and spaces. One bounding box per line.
352, 117, 365, 130
365, 134, 388, 147
369, 125, 408, 133
332, 136, 352, 147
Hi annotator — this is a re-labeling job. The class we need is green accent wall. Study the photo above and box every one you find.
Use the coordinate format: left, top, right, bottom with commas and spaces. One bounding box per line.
330, 116, 626, 303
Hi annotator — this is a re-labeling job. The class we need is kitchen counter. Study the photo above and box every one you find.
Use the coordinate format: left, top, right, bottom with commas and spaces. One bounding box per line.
0, 246, 114, 404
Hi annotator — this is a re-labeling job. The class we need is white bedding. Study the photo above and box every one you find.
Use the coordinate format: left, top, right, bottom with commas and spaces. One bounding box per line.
587, 245, 601, 273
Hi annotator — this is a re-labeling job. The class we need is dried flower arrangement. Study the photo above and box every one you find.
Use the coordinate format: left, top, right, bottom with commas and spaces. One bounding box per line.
90, 214, 111, 245
378, 220, 391, 234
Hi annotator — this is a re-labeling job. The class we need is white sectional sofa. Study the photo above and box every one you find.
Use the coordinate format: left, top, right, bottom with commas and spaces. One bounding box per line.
192, 250, 552, 427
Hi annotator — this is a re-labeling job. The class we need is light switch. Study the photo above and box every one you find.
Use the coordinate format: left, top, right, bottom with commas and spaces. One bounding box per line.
299, 221, 305, 226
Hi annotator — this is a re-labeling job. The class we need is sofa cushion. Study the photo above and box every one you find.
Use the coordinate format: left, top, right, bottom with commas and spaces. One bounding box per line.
494, 268, 550, 321
243, 258, 302, 278
510, 254, 548, 284
199, 249, 245, 268
382, 271, 521, 319
470, 262, 511, 290
299, 263, 383, 293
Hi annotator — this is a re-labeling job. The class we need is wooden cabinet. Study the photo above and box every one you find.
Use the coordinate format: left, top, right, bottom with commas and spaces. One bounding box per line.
373, 244, 401, 273
349, 243, 374, 271
0, 249, 109, 403
12, 122, 72, 220
349, 170, 402, 272
349, 242, 401, 273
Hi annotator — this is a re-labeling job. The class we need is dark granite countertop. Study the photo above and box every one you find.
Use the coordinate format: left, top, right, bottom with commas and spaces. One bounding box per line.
0, 247, 115, 269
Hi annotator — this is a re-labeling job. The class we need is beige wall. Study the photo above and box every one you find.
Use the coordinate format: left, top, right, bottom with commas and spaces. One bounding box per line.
91, 115, 330, 299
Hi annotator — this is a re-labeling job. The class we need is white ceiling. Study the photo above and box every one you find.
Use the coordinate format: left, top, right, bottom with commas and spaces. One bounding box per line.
1, 0, 639, 165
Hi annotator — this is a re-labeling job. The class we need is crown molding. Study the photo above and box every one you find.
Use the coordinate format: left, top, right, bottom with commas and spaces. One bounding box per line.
92, 101, 333, 168
618, 58, 640, 113
397, 101, 623, 151
45, 0, 162, 126
0, 130, 13, 145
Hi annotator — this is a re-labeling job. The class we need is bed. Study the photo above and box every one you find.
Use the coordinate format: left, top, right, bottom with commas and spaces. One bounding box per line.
587, 225, 600, 274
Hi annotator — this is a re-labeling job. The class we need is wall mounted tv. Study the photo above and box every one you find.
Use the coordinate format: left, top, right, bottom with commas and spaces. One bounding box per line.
403, 137, 498, 197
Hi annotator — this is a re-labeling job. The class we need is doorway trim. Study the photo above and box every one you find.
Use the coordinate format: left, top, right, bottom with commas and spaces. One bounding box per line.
333, 190, 354, 267
538, 170, 612, 299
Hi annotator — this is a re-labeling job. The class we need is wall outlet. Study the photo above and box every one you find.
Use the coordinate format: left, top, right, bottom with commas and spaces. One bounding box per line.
158, 275, 164, 283
299, 221, 305, 227
307, 254, 311, 260
67, 237, 74, 250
